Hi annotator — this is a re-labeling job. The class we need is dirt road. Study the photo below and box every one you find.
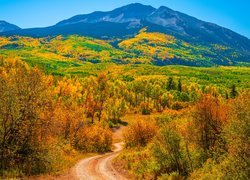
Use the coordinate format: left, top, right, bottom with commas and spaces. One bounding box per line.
73, 127, 127, 180
74, 142, 126, 180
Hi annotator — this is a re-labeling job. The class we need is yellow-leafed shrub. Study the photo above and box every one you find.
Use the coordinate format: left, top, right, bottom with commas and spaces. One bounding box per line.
74, 124, 112, 153
124, 118, 157, 147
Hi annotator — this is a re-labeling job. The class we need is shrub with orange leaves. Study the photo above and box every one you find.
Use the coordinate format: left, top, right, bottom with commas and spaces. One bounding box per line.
124, 118, 157, 147
190, 94, 229, 157
73, 123, 112, 153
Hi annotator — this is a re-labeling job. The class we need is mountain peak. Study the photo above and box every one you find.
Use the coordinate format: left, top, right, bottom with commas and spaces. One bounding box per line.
158, 5, 173, 11
0, 20, 11, 25
119, 3, 155, 10
57, 3, 156, 26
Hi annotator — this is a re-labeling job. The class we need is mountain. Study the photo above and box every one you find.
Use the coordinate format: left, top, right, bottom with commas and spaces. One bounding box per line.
0, 3, 249, 66
0, 21, 20, 33
1, 3, 249, 51
0, 3, 154, 38
146, 6, 250, 51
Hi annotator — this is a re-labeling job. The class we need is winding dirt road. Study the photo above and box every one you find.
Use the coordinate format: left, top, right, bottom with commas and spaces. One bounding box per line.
74, 142, 126, 180
73, 126, 127, 180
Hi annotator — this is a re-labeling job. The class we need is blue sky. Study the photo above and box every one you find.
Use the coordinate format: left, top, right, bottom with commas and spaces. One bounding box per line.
0, 0, 249, 38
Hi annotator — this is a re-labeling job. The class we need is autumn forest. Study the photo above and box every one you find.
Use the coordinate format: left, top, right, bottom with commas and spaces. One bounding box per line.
0, 2, 250, 180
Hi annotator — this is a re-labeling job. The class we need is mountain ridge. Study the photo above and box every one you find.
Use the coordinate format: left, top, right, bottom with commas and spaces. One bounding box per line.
0, 20, 21, 33
57, 3, 156, 26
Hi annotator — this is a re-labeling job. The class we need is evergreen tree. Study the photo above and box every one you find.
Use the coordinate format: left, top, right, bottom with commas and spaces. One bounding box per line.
230, 84, 238, 98
167, 77, 176, 90
178, 79, 182, 92
225, 91, 229, 99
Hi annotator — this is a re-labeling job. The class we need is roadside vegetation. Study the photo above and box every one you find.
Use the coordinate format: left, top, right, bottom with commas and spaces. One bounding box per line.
116, 92, 249, 179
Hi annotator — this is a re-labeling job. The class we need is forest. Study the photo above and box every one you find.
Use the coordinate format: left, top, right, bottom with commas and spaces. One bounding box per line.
0, 56, 249, 179
0, 31, 248, 68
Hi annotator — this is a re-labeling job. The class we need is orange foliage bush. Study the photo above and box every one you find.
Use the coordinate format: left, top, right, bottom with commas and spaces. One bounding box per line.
124, 118, 157, 147
190, 94, 229, 156
74, 124, 112, 153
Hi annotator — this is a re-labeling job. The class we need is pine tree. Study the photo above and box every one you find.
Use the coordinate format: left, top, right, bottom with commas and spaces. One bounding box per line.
225, 91, 229, 99
230, 84, 238, 98
178, 79, 182, 92
167, 77, 176, 90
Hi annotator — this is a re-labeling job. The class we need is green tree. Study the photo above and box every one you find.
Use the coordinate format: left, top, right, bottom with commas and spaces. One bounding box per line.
230, 84, 238, 98
152, 128, 187, 176
96, 73, 109, 121
167, 77, 176, 91
178, 79, 182, 92
105, 97, 127, 124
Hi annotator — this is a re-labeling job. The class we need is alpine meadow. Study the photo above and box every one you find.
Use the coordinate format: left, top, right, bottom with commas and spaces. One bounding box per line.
0, 2, 249, 180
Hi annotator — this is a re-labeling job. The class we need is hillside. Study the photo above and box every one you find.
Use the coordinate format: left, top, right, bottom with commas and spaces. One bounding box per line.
0, 30, 249, 67
119, 29, 246, 66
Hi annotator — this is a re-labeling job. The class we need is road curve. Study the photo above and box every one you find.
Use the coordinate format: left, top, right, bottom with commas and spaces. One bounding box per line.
74, 142, 126, 180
